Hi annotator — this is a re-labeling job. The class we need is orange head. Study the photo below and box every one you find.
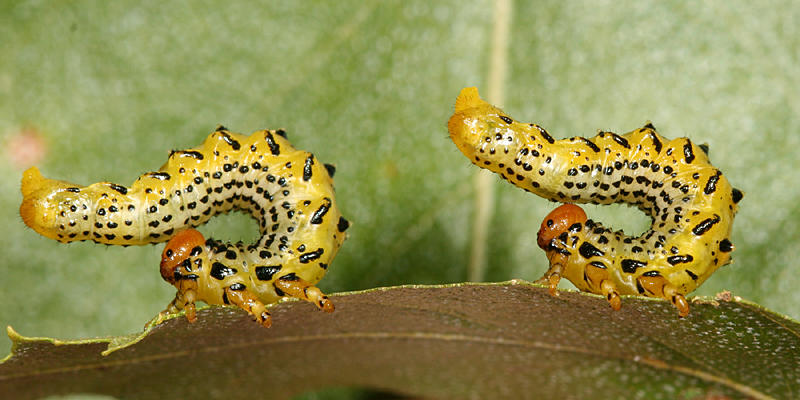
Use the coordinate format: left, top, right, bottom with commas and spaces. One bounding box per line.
160, 229, 207, 285
537, 204, 588, 250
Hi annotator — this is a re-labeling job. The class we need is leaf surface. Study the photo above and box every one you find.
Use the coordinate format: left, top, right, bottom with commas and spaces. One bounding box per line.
2, 283, 798, 400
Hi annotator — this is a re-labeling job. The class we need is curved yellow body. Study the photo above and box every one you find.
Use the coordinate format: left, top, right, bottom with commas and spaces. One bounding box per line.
448, 87, 742, 314
20, 126, 349, 325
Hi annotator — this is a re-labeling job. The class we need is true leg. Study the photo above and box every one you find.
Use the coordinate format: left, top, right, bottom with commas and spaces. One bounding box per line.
535, 246, 569, 297
224, 286, 272, 328
535, 263, 563, 297
584, 263, 622, 311
159, 278, 199, 323
273, 274, 335, 312
636, 273, 689, 317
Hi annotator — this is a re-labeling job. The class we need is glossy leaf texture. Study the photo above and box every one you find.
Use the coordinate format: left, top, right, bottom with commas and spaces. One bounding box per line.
2, 283, 799, 400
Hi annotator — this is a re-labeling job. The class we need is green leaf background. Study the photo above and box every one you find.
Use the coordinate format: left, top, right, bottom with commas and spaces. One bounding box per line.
1, 0, 798, 396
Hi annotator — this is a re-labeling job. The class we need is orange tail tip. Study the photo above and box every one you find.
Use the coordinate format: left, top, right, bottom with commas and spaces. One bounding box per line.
21, 166, 46, 197
19, 166, 74, 239
19, 166, 46, 229
454, 87, 484, 112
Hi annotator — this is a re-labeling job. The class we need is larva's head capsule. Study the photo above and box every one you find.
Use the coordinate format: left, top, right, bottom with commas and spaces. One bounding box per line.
160, 229, 207, 285
448, 87, 522, 168
537, 204, 588, 250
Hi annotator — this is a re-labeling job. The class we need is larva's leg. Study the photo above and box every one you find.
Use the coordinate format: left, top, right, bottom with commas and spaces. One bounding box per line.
273, 275, 335, 313
600, 281, 622, 311
224, 286, 272, 328
584, 263, 622, 311
537, 243, 623, 312
157, 278, 199, 324
534, 241, 569, 297
636, 274, 690, 317
534, 258, 564, 297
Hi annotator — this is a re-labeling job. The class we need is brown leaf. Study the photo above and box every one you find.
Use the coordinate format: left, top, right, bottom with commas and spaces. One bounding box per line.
1, 282, 798, 400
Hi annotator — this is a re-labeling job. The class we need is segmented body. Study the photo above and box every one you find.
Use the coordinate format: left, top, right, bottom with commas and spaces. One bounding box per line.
448, 87, 742, 315
20, 126, 349, 326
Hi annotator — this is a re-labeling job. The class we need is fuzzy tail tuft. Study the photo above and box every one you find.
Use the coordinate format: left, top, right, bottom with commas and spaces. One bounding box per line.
19, 166, 46, 229
454, 87, 484, 113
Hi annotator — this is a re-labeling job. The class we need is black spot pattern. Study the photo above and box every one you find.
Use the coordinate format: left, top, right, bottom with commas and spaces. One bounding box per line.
255, 265, 282, 281
621, 259, 646, 273
22, 127, 349, 309
447, 88, 740, 301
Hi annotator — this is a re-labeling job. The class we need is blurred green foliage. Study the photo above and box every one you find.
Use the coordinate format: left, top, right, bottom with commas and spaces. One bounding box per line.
1, 1, 798, 394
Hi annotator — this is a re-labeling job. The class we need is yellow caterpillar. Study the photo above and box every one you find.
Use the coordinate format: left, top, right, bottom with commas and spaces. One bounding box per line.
20, 126, 349, 327
448, 87, 742, 316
